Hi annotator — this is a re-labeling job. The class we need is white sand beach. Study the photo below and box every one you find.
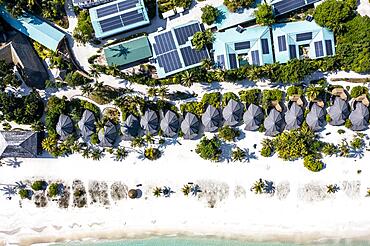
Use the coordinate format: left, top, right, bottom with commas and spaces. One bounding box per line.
1, 122, 370, 245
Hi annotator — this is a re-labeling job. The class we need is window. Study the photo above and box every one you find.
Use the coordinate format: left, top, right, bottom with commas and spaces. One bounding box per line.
261, 38, 269, 54
278, 35, 287, 52
325, 40, 333, 56
289, 45, 296, 59
251, 50, 260, 66
314, 41, 324, 57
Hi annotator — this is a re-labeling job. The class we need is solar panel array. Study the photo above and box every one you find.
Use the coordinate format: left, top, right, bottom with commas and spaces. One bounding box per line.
296, 32, 312, 42
152, 22, 209, 74
251, 50, 260, 66
98, 10, 145, 32
325, 40, 333, 56
277, 35, 287, 52
122, 10, 145, 26
97, 0, 138, 18
234, 41, 250, 50
273, 0, 324, 16
229, 54, 238, 69
314, 41, 324, 57
174, 23, 201, 46
289, 45, 296, 59
261, 39, 269, 54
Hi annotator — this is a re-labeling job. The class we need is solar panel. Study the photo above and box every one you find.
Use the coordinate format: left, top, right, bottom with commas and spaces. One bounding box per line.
99, 16, 123, 32
273, 0, 306, 15
180, 46, 209, 66
157, 50, 182, 73
234, 41, 250, 50
314, 41, 324, 57
229, 54, 238, 69
306, 0, 320, 4
236, 25, 244, 33
261, 38, 269, 54
251, 50, 260, 66
154, 32, 177, 55
289, 45, 296, 59
277, 35, 287, 52
97, 4, 119, 18
121, 10, 144, 26
174, 23, 201, 46
118, 0, 138, 11
296, 32, 312, 42
325, 40, 333, 56
217, 55, 225, 68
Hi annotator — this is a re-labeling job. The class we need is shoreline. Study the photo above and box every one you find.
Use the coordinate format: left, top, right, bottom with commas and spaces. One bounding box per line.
19, 227, 370, 245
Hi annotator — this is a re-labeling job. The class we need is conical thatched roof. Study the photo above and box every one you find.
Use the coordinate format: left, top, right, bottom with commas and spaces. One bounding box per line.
56, 114, 73, 140
121, 114, 140, 140
243, 104, 264, 131
0, 131, 38, 158
202, 105, 222, 132
181, 112, 200, 140
140, 109, 159, 135
160, 110, 179, 137
264, 108, 285, 136
349, 103, 369, 131
98, 121, 117, 147
306, 103, 326, 132
78, 110, 96, 140
222, 99, 244, 126
328, 97, 350, 126
128, 189, 138, 199
285, 102, 304, 130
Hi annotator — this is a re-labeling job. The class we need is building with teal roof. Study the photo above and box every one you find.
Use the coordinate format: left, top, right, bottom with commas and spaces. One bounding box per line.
272, 20, 335, 64
213, 25, 274, 69
104, 36, 152, 67
89, 0, 150, 39
0, 7, 65, 51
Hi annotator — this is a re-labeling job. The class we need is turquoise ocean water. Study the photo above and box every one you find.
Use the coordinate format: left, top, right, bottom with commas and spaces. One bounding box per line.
57, 237, 370, 246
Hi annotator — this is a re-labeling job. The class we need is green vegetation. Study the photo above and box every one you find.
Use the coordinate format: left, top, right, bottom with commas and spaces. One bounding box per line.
201, 92, 221, 108
19, 189, 30, 199
350, 86, 368, 98
180, 101, 204, 116
48, 183, 59, 197
218, 126, 240, 142
322, 143, 339, 156
195, 136, 222, 162
304, 155, 324, 172
238, 89, 261, 105
73, 10, 94, 44
191, 30, 214, 51
223, 0, 254, 12
0, 60, 21, 89
232, 147, 246, 162
144, 147, 161, 160
31, 180, 46, 191
222, 92, 239, 107
65, 71, 92, 87
254, 3, 275, 26
201, 5, 220, 25
261, 89, 284, 109
286, 85, 304, 97
158, 0, 192, 14
260, 139, 274, 157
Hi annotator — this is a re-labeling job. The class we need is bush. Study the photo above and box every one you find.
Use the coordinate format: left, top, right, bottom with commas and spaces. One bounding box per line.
223, 0, 254, 12
144, 147, 161, 160
73, 10, 94, 44
344, 118, 352, 129
19, 189, 30, 199
261, 89, 284, 109
350, 86, 368, 98
350, 136, 365, 150
338, 129, 346, 134
201, 5, 220, 25
260, 139, 274, 157
65, 71, 92, 87
195, 136, 222, 162
90, 133, 99, 145
180, 101, 204, 116
191, 30, 214, 51
48, 183, 59, 197
326, 114, 331, 123
322, 143, 339, 156
304, 155, 324, 172
286, 85, 304, 97
32, 180, 46, 191
239, 89, 261, 105
254, 3, 275, 26
222, 92, 239, 107
218, 126, 240, 142
201, 92, 221, 108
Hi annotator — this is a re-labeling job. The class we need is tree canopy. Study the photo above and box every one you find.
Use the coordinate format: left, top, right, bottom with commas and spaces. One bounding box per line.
223, 0, 254, 12
191, 30, 214, 51
254, 3, 275, 26
201, 5, 220, 25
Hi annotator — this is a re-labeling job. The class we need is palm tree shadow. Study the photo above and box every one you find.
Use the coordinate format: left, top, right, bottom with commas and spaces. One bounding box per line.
111, 45, 130, 59
349, 148, 364, 159
263, 180, 275, 194
5, 158, 22, 168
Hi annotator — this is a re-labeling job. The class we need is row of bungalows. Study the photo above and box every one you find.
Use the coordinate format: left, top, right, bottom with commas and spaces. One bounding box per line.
213, 20, 335, 69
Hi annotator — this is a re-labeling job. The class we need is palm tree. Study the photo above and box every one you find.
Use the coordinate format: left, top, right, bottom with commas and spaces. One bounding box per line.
246, 67, 261, 81
262, 64, 276, 79
201, 58, 213, 70
232, 147, 246, 162
251, 179, 265, 194
327, 184, 340, 194
107, 65, 121, 77
181, 184, 191, 196
213, 69, 225, 82
91, 148, 103, 161
114, 147, 128, 161
95, 119, 106, 132
180, 71, 195, 87
305, 84, 321, 101
153, 187, 162, 197
147, 87, 158, 98
90, 69, 100, 81
131, 136, 144, 148
41, 137, 57, 153
144, 134, 154, 144
158, 86, 169, 99
81, 84, 94, 96
82, 147, 91, 159
70, 142, 82, 153
94, 81, 104, 91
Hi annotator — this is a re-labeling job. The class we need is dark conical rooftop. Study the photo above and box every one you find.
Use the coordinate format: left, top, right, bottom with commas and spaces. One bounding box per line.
78, 110, 96, 140
140, 109, 159, 135
306, 103, 326, 132
285, 102, 304, 130
98, 121, 117, 147
202, 105, 222, 132
160, 110, 179, 137
222, 99, 244, 126
349, 103, 369, 131
121, 114, 140, 140
56, 114, 74, 140
264, 108, 285, 136
181, 112, 200, 140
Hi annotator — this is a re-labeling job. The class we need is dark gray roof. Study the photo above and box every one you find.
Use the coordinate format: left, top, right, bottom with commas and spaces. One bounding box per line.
349, 103, 369, 131
328, 97, 350, 126
306, 103, 326, 132
78, 110, 96, 140
121, 114, 140, 140
202, 105, 222, 132
0, 131, 38, 158
140, 109, 159, 135
56, 114, 74, 140
181, 112, 200, 140
264, 108, 285, 136
285, 102, 304, 130
98, 121, 117, 147
222, 99, 244, 126
243, 104, 264, 131
160, 110, 179, 137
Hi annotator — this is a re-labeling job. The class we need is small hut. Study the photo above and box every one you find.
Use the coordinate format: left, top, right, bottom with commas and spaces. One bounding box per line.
140, 109, 159, 135
121, 114, 140, 140
328, 97, 350, 126
202, 105, 222, 132
181, 112, 200, 140
222, 99, 244, 126
98, 121, 117, 147
306, 103, 326, 132
285, 102, 304, 130
243, 104, 264, 131
264, 108, 285, 136
78, 110, 96, 140
56, 114, 73, 140
160, 110, 179, 137
349, 102, 369, 131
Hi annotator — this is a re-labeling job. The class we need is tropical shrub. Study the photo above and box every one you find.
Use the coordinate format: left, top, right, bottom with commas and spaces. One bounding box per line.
260, 139, 274, 157
322, 143, 339, 156
350, 86, 368, 98
350, 136, 365, 150
218, 126, 240, 142
19, 189, 30, 199
32, 180, 46, 191
238, 89, 261, 105
48, 183, 59, 197
201, 5, 220, 25
191, 30, 214, 51
65, 71, 92, 87
304, 155, 324, 172
222, 92, 239, 107
180, 101, 204, 116
223, 0, 254, 12
201, 92, 221, 108
286, 85, 304, 97
73, 10, 94, 44
261, 89, 284, 109
195, 136, 222, 162
344, 118, 352, 129
144, 147, 161, 160
254, 3, 275, 26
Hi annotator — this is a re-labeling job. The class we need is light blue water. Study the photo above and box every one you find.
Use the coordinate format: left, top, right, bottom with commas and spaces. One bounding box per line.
56, 237, 370, 246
